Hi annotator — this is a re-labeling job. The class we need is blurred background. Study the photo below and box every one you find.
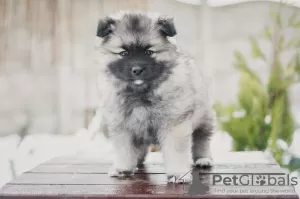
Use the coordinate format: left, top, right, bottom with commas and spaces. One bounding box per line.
0, 0, 299, 190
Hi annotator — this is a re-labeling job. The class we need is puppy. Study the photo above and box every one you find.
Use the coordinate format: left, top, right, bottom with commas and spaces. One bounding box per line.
94, 11, 215, 183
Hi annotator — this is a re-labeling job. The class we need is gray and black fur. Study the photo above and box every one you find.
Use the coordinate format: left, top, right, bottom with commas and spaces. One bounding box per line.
94, 11, 216, 183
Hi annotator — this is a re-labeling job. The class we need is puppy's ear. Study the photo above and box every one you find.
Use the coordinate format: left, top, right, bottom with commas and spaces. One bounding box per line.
157, 17, 177, 37
96, 17, 115, 38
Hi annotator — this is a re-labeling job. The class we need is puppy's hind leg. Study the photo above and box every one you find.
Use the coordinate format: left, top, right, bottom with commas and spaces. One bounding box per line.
136, 144, 149, 169
192, 120, 214, 168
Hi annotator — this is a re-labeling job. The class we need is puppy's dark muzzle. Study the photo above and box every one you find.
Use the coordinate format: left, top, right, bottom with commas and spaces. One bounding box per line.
131, 66, 145, 77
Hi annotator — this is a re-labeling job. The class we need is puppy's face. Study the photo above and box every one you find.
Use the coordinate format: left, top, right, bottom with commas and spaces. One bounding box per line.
96, 12, 178, 93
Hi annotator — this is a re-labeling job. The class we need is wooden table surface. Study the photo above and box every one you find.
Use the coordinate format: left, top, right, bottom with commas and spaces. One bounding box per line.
0, 151, 298, 199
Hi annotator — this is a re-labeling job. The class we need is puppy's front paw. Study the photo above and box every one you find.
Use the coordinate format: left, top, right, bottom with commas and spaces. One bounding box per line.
108, 167, 134, 177
167, 172, 192, 184
193, 157, 213, 168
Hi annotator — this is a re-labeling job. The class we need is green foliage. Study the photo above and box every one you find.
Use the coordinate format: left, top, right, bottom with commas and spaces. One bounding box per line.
261, 25, 272, 40
289, 157, 300, 171
249, 37, 266, 60
214, 3, 300, 170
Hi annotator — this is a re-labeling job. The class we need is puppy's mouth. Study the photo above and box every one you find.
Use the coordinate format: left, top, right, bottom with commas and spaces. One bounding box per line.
133, 80, 144, 85
128, 79, 150, 93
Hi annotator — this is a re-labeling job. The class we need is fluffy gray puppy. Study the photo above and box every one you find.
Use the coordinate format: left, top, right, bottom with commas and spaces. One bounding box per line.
94, 11, 215, 183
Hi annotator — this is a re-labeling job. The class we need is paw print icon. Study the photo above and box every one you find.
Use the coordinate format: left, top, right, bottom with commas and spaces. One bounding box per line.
256, 175, 267, 185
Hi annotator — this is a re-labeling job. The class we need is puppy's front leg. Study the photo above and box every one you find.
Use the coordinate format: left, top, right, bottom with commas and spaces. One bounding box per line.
108, 132, 138, 177
161, 120, 193, 183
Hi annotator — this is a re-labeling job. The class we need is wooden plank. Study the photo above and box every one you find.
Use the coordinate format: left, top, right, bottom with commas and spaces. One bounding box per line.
29, 164, 281, 174
83, 0, 105, 126
0, 184, 188, 196
43, 152, 277, 165
8, 166, 288, 185
55, 0, 74, 135
1, 152, 298, 199
4, 0, 30, 71
1, 184, 297, 197
9, 173, 168, 185
30, 164, 166, 174
0, 0, 8, 71
117, 0, 147, 11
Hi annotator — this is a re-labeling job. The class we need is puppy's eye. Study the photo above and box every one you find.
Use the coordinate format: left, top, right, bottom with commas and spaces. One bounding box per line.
119, 51, 128, 56
145, 50, 153, 56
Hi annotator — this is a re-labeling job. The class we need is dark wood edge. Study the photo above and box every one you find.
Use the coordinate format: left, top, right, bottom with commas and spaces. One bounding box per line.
0, 194, 299, 199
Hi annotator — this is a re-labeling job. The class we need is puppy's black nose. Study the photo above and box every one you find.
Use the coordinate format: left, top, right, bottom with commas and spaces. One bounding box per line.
131, 66, 144, 77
